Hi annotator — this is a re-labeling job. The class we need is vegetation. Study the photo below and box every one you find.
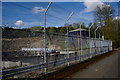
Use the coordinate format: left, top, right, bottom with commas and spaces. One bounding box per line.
93, 4, 119, 48
2, 4, 119, 48
2, 23, 87, 38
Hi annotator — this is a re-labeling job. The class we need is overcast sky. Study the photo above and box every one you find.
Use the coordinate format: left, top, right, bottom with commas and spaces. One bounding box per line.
2, 0, 119, 28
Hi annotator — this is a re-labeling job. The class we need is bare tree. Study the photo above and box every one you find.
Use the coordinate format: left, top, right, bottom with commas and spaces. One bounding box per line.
94, 4, 115, 28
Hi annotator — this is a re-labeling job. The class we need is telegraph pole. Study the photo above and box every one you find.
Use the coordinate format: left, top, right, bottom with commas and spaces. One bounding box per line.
44, 1, 52, 73
65, 12, 74, 66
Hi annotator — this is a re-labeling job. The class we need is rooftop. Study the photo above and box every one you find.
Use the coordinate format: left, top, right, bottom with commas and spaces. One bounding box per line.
69, 28, 87, 33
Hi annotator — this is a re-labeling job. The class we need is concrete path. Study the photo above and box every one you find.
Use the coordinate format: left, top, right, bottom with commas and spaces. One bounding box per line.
71, 52, 119, 78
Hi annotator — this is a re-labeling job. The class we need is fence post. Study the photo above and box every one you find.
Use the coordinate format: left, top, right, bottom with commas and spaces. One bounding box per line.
89, 38, 92, 58
65, 12, 74, 66
89, 23, 94, 38
88, 23, 93, 59
87, 38, 89, 59
43, 1, 52, 73
80, 24, 83, 61
94, 27, 99, 39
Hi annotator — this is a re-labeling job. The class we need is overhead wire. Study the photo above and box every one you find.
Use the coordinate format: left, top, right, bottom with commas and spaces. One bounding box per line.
53, 3, 90, 25
2, 2, 91, 27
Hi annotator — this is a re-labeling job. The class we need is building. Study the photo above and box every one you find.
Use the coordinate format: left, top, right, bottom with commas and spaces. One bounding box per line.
69, 28, 89, 37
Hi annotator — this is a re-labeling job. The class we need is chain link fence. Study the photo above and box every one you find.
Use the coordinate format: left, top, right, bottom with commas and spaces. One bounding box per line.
2, 30, 112, 78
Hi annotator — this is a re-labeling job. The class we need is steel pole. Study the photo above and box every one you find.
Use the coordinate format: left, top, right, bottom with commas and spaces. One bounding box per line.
89, 23, 93, 38
94, 27, 99, 39
43, 1, 52, 73
99, 33, 100, 39
88, 23, 93, 59
78, 23, 81, 62
80, 23, 82, 61
44, 13, 46, 73
65, 12, 74, 66
95, 30, 96, 39
89, 28, 90, 38
88, 24, 92, 58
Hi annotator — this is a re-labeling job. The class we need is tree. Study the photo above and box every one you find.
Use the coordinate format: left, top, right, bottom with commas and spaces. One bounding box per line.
75, 25, 80, 29
59, 27, 67, 33
93, 4, 115, 38
94, 4, 115, 28
94, 4, 119, 48
46, 27, 57, 33
69, 26, 75, 31
30, 26, 42, 31
74, 22, 86, 29
102, 17, 120, 48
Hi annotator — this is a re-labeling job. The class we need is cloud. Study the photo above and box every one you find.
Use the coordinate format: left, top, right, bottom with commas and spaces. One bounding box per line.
84, 0, 104, 12
15, 20, 26, 26
12, 27, 19, 29
113, 16, 120, 20
55, 25, 59, 27
73, 0, 119, 2
103, 0, 119, 2
32, 7, 45, 13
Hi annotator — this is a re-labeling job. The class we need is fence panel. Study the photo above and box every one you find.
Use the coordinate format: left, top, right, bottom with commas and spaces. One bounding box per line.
2, 31, 112, 79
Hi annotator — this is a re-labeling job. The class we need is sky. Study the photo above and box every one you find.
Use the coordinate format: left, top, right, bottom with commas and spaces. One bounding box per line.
2, 1, 119, 28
